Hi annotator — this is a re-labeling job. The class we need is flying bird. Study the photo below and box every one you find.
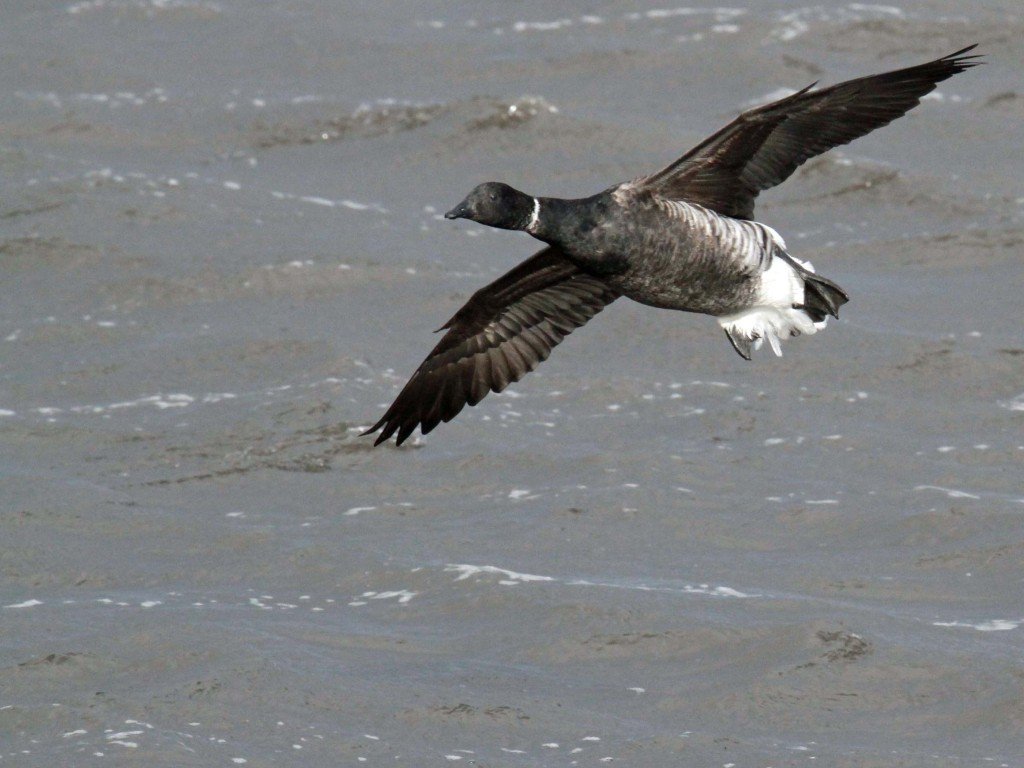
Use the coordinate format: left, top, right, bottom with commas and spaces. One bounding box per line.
365, 46, 980, 446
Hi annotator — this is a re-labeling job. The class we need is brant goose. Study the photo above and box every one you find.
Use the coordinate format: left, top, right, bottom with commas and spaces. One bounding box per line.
366, 47, 980, 446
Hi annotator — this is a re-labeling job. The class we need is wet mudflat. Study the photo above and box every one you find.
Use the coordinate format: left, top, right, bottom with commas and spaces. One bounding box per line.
1, 2, 1022, 766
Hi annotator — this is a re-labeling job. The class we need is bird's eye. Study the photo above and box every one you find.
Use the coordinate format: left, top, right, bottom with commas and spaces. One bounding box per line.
489, 194, 497, 202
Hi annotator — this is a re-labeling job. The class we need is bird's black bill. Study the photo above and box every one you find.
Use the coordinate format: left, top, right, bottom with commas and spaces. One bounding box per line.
444, 206, 467, 220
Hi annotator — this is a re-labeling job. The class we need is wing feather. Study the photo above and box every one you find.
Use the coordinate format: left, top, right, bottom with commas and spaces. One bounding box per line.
636, 46, 981, 219
363, 247, 619, 446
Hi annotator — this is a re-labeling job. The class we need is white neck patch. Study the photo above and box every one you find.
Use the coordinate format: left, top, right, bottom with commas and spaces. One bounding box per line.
526, 197, 541, 233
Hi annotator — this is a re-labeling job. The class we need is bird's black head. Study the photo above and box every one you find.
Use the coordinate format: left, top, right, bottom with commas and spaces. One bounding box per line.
445, 182, 535, 231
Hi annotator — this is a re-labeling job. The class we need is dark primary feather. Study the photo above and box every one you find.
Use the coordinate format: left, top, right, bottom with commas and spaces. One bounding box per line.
362, 247, 619, 446
638, 45, 982, 219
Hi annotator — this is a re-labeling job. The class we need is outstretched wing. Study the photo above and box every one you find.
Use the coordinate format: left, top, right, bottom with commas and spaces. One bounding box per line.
635, 46, 981, 219
364, 247, 619, 446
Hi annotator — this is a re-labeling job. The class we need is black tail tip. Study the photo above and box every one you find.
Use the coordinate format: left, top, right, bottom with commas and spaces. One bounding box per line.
802, 272, 849, 322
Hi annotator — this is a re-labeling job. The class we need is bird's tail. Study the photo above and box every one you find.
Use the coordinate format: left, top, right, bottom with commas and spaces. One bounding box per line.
720, 255, 849, 360
799, 266, 850, 324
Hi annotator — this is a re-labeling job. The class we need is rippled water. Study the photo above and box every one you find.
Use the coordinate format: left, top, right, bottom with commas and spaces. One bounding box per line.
1, 2, 1022, 766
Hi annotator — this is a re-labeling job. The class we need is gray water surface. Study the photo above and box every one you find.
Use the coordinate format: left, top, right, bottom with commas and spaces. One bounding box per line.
2, 2, 1023, 766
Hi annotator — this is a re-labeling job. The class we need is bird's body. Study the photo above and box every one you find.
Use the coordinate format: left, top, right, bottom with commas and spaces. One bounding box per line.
542, 188, 785, 314
365, 47, 980, 446
535, 187, 843, 358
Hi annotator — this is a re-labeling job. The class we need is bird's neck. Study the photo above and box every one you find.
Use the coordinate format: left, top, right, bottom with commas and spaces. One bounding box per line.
527, 191, 628, 275
526, 196, 573, 243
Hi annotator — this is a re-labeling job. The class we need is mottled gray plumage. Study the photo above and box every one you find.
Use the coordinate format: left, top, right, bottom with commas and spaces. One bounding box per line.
365, 47, 980, 446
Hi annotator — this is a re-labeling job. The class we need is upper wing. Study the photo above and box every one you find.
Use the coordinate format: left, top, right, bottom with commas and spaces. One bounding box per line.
634, 46, 981, 219
363, 247, 619, 446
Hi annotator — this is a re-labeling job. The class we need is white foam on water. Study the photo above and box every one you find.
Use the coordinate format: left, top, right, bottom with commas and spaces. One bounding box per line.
29, 391, 238, 419
5, 599, 42, 608
848, 3, 903, 15
105, 729, 145, 749
344, 506, 377, 516
53, 160, 389, 217
501, 7, 743, 35
512, 19, 573, 32
271, 188, 386, 213
570, 577, 757, 598
446, 564, 554, 584
446, 564, 755, 598
67, 0, 222, 15
1000, 392, 1024, 411
362, 590, 416, 605
933, 618, 1021, 632
913, 485, 981, 500
772, 4, 906, 41
774, 10, 808, 40
17, 86, 170, 108
628, 7, 744, 21
299, 195, 335, 207
705, 586, 750, 598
